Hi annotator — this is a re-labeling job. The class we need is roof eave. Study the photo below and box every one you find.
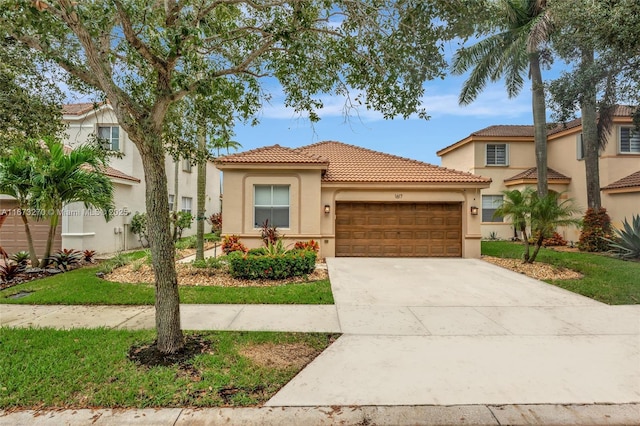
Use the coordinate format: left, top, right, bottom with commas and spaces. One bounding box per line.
601, 186, 640, 194
438, 135, 533, 156
216, 162, 328, 170
504, 178, 571, 186
63, 103, 112, 121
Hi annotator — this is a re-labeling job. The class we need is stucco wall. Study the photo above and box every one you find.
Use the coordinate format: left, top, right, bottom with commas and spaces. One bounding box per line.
221, 168, 486, 259
220, 168, 323, 252
61, 106, 221, 254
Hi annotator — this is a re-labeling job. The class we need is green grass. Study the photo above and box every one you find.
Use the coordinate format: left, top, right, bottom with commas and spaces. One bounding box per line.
0, 327, 336, 408
482, 241, 640, 305
0, 266, 333, 305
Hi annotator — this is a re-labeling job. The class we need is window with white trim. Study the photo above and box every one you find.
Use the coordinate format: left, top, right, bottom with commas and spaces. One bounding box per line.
168, 194, 175, 211
486, 144, 508, 165
620, 126, 640, 153
97, 125, 120, 151
482, 195, 504, 223
181, 196, 192, 214
254, 185, 289, 228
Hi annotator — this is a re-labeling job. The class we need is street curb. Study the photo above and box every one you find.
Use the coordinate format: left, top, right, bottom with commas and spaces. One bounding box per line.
1, 403, 638, 425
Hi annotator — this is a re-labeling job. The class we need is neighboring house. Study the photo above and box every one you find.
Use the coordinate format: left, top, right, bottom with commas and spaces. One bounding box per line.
437, 105, 640, 242
216, 141, 491, 259
0, 102, 221, 256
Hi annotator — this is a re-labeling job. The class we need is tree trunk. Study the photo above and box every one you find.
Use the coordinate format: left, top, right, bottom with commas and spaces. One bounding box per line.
530, 53, 549, 198
195, 125, 206, 262
20, 213, 39, 266
40, 213, 59, 267
528, 232, 545, 263
140, 138, 184, 354
580, 48, 601, 210
521, 225, 530, 263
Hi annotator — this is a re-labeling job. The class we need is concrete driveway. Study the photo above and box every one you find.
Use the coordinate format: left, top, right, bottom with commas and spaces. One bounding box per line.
267, 258, 640, 407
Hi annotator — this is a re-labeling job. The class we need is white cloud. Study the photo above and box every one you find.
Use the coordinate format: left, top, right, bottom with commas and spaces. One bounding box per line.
421, 88, 532, 119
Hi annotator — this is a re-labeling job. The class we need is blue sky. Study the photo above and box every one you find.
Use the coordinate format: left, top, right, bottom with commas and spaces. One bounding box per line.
232, 73, 536, 166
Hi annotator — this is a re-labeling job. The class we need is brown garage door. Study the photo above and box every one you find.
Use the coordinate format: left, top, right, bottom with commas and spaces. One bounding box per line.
335, 202, 462, 257
0, 200, 61, 258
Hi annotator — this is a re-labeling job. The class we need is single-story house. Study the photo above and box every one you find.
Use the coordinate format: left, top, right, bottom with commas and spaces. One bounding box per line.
216, 141, 492, 258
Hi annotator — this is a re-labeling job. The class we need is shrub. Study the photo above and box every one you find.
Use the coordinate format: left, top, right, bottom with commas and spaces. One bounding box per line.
247, 247, 267, 256
170, 211, 193, 240
607, 214, 640, 259
0, 262, 25, 282
265, 239, 287, 256
83, 249, 96, 263
294, 239, 320, 253
542, 232, 567, 247
208, 212, 222, 234
98, 252, 129, 274
578, 208, 613, 252
48, 249, 82, 271
260, 219, 280, 246
10, 251, 30, 266
130, 212, 149, 247
228, 249, 316, 280
221, 235, 247, 254
191, 256, 225, 270
175, 235, 198, 250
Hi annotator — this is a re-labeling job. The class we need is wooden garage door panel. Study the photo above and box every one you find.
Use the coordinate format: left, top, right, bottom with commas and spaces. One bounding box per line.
335, 202, 461, 257
0, 200, 62, 257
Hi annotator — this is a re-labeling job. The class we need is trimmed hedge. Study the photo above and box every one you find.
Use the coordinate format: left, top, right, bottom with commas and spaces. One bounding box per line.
228, 249, 316, 280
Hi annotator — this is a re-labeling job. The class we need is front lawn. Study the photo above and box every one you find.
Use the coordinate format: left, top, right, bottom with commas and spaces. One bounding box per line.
482, 241, 640, 305
0, 267, 333, 305
0, 328, 336, 409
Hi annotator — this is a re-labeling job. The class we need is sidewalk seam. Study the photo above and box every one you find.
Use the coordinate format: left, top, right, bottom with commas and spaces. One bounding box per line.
172, 408, 183, 426
487, 405, 502, 425
112, 307, 153, 330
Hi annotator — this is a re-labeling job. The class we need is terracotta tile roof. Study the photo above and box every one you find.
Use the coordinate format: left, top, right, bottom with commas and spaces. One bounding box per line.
102, 166, 140, 183
601, 170, 640, 191
471, 125, 534, 137
439, 105, 638, 154
63, 144, 140, 183
216, 144, 328, 165
297, 141, 491, 183
62, 102, 107, 116
504, 167, 571, 183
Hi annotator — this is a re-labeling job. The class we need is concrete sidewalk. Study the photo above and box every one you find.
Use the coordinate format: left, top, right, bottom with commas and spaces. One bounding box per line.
2, 404, 640, 425
0, 303, 340, 332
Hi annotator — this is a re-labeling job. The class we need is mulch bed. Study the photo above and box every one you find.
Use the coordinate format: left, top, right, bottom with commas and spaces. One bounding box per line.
482, 255, 583, 281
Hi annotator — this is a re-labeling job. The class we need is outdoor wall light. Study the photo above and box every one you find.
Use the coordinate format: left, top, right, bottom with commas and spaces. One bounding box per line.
470, 206, 479, 216
324, 205, 331, 214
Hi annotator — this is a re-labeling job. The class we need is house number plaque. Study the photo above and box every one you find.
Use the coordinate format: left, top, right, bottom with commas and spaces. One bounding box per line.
394, 193, 403, 199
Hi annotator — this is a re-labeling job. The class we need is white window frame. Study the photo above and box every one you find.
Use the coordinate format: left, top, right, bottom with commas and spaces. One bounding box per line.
485, 143, 509, 166
181, 196, 192, 214
619, 126, 640, 154
97, 125, 120, 152
254, 185, 290, 229
168, 194, 175, 211
482, 195, 504, 223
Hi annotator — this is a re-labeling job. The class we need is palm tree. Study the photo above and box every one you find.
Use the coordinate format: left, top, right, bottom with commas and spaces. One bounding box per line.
0, 141, 43, 265
452, 0, 553, 197
494, 187, 535, 262
31, 138, 115, 267
528, 192, 581, 263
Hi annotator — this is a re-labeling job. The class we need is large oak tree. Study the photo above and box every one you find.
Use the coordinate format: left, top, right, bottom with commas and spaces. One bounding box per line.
2, 0, 478, 353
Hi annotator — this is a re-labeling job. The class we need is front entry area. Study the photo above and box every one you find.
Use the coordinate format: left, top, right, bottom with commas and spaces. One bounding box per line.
334, 202, 462, 257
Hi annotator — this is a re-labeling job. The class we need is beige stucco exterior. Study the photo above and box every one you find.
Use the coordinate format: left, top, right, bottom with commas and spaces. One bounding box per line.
439, 115, 640, 243
219, 164, 488, 259
61, 105, 221, 254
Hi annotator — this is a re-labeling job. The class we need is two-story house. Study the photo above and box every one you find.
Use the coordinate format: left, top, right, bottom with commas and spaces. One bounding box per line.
437, 106, 639, 243
0, 102, 221, 256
